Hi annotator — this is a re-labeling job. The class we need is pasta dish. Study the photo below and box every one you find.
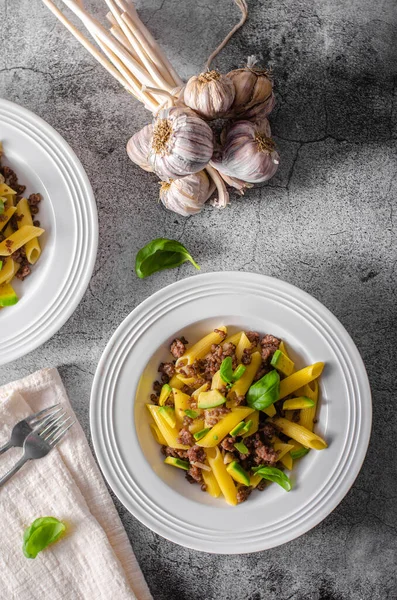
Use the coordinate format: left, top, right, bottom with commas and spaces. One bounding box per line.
147, 326, 327, 505
0, 143, 45, 307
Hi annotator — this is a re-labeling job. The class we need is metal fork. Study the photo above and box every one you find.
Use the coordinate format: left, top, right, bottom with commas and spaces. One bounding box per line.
0, 410, 75, 488
0, 404, 62, 455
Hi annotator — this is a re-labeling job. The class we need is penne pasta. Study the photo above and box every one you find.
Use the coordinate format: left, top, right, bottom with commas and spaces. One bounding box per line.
236, 332, 251, 362
273, 442, 294, 461
205, 447, 237, 505
146, 404, 189, 449
3, 223, 13, 238
173, 389, 190, 426
16, 198, 41, 264
0, 259, 19, 285
249, 472, 263, 489
196, 406, 255, 447
0, 206, 16, 232
176, 374, 204, 389
0, 225, 44, 256
168, 374, 185, 390
272, 417, 327, 450
176, 326, 227, 368
262, 403, 276, 418
202, 468, 221, 498
297, 380, 319, 431
278, 362, 324, 399
223, 331, 243, 346
150, 423, 167, 445
279, 453, 293, 470
228, 351, 262, 400
211, 370, 224, 390
191, 382, 210, 399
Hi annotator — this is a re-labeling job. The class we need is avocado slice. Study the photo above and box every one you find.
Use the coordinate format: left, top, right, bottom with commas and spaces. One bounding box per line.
282, 396, 315, 410
158, 406, 176, 428
164, 457, 190, 470
226, 461, 250, 486
229, 421, 246, 436
198, 389, 226, 409
0, 283, 18, 307
158, 384, 173, 406
233, 441, 249, 455
193, 427, 211, 441
240, 419, 253, 435
270, 349, 295, 376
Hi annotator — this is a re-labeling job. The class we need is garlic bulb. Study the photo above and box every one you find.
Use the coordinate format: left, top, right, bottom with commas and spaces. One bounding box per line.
149, 107, 214, 180
227, 56, 273, 118
184, 70, 235, 119
243, 92, 276, 121
126, 124, 153, 172
211, 119, 279, 184
160, 170, 211, 216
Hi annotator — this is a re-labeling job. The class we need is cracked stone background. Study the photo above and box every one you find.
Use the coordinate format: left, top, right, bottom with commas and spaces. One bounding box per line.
1, 0, 396, 598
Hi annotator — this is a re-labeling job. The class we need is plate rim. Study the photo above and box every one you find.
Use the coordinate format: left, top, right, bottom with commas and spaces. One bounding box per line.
90, 271, 372, 553
0, 99, 98, 364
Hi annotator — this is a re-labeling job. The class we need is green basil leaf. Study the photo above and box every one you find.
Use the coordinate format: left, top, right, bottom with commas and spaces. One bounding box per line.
232, 364, 246, 382
135, 238, 200, 279
220, 357, 234, 384
0, 199, 4, 215
23, 517, 65, 559
290, 447, 310, 459
246, 370, 280, 410
252, 466, 292, 492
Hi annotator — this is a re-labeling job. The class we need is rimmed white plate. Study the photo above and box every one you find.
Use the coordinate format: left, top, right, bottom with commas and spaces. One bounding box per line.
90, 272, 371, 553
0, 99, 98, 364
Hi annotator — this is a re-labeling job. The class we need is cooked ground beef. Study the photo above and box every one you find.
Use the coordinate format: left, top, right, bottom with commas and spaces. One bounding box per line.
260, 334, 281, 364
170, 337, 188, 358
214, 328, 227, 341
196, 341, 238, 380
237, 486, 252, 504
204, 406, 231, 427
254, 443, 278, 465
183, 416, 193, 427
153, 380, 162, 394
158, 362, 176, 379
253, 363, 271, 382
177, 427, 194, 446
257, 478, 267, 491
28, 193, 42, 206
150, 393, 159, 404
242, 432, 279, 467
241, 347, 254, 365
161, 446, 188, 459
186, 465, 203, 484
186, 445, 206, 464
292, 410, 300, 423
246, 331, 260, 345
181, 384, 194, 395
260, 423, 276, 439
1, 166, 26, 195
221, 436, 236, 452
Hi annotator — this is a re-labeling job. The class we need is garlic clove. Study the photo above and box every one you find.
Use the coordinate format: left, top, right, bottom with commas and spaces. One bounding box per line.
184, 70, 235, 120
159, 170, 211, 216
241, 92, 276, 122
226, 58, 273, 118
126, 124, 154, 172
149, 107, 214, 180
211, 119, 279, 184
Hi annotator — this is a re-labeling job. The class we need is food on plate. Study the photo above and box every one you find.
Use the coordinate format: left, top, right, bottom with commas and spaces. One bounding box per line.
0, 143, 45, 307
146, 326, 327, 505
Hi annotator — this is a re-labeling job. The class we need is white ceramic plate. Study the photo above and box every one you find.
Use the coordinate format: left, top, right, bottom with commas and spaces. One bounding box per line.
90, 272, 371, 553
0, 99, 98, 364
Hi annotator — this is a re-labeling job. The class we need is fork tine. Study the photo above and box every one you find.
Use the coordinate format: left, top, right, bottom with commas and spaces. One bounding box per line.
43, 416, 72, 442
37, 410, 66, 437
30, 406, 63, 427
49, 420, 76, 447
25, 403, 61, 424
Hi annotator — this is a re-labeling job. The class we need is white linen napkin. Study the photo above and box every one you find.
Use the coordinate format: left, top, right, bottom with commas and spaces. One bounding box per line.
0, 368, 153, 600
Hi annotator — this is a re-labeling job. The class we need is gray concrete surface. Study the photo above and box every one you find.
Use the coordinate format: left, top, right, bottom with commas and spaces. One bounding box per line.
1, 0, 396, 598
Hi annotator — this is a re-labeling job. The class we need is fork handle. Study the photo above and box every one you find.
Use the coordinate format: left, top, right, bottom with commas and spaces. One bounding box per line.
0, 456, 29, 488
0, 441, 12, 455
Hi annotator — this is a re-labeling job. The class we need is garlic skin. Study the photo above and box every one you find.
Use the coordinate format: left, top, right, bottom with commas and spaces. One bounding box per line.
149, 107, 214, 180
160, 170, 211, 216
211, 119, 279, 184
243, 92, 276, 121
227, 57, 273, 118
184, 70, 235, 119
126, 124, 153, 172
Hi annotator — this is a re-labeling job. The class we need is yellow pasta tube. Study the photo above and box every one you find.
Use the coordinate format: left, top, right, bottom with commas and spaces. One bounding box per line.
273, 442, 294, 460
173, 389, 190, 426
205, 447, 237, 505
202, 469, 221, 498
272, 416, 327, 450
191, 382, 210, 399
249, 472, 263, 488
0, 259, 19, 285
3, 223, 13, 238
211, 370, 224, 390
168, 375, 185, 390
223, 331, 243, 346
278, 363, 324, 399
0, 184, 16, 197
228, 351, 262, 399
196, 407, 255, 447
263, 404, 276, 418
279, 453, 293, 470
297, 380, 319, 431
0, 225, 44, 256
188, 419, 205, 434
0, 206, 16, 232
16, 198, 41, 264
146, 405, 189, 449
150, 423, 167, 445
176, 375, 204, 389
176, 326, 227, 368
236, 332, 251, 362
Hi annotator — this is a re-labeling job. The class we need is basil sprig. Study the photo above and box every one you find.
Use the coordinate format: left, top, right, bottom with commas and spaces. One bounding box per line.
220, 357, 246, 385
23, 516, 65, 559
135, 238, 200, 279
246, 370, 280, 410
252, 466, 292, 492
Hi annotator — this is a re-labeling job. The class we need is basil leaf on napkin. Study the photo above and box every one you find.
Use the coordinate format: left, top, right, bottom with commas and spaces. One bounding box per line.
135, 238, 200, 278
252, 466, 292, 492
246, 369, 280, 410
23, 516, 65, 558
